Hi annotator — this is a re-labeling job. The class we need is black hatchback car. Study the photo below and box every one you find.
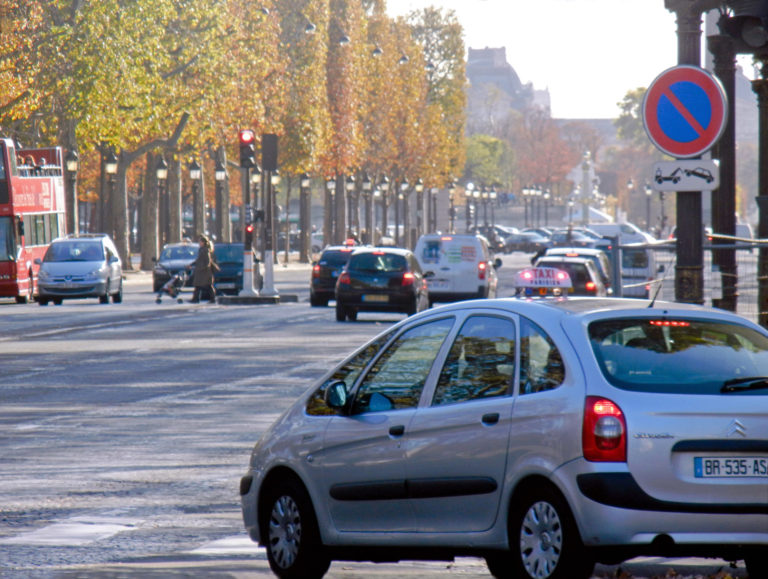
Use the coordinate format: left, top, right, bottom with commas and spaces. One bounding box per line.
335, 247, 429, 321
310, 245, 356, 307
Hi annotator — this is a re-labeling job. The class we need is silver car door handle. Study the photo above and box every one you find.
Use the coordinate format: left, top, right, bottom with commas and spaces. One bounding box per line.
482, 413, 500, 425
389, 425, 405, 437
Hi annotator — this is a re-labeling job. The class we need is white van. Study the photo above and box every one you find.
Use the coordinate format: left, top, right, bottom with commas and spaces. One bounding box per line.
620, 246, 663, 298
414, 234, 501, 305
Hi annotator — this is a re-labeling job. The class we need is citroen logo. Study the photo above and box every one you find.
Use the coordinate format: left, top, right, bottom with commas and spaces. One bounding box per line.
726, 419, 746, 438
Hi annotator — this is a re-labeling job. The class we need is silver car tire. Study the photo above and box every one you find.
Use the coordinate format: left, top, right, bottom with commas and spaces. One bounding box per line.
261, 478, 329, 579
99, 280, 110, 304
495, 485, 592, 579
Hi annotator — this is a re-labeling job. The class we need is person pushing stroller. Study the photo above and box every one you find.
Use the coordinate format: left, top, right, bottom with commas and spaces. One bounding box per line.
190, 235, 218, 303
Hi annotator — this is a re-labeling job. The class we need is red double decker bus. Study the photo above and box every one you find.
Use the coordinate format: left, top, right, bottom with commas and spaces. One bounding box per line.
0, 137, 67, 303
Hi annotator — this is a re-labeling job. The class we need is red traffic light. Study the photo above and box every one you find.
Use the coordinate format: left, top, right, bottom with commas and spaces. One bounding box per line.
239, 129, 255, 145
245, 223, 255, 233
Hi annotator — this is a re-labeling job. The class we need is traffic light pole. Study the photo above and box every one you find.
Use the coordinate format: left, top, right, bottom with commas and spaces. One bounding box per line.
240, 165, 259, 297
260, 169, 278, 297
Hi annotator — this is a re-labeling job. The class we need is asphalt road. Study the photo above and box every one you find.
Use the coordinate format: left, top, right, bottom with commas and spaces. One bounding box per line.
0, 260, 751, 578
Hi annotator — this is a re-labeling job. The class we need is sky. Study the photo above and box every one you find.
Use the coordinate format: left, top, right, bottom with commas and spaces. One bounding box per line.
386, 0, 744, 119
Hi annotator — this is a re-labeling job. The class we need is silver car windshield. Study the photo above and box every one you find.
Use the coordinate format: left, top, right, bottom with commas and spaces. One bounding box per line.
589, 318, 768, 395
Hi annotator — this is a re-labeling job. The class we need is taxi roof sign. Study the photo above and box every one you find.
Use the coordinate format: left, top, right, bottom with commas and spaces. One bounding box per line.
515, 267, 572, 289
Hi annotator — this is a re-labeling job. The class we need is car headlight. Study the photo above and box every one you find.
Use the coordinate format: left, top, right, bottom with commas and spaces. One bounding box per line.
38, 269, 49, 281
154, 267, 168, 276
85, 268, 104, 281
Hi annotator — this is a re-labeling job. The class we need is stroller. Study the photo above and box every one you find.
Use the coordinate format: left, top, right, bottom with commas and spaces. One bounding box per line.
155, 269, 189, 304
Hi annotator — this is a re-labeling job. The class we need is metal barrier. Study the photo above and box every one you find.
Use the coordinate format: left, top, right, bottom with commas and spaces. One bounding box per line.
632, 236, 761, 323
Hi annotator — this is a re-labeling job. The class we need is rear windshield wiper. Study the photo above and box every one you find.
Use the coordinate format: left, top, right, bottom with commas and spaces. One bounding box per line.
721, 376, 768, 393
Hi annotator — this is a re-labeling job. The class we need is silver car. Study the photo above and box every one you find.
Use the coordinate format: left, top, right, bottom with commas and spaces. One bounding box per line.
36, 234, 123, 305
240, 285, 768, 579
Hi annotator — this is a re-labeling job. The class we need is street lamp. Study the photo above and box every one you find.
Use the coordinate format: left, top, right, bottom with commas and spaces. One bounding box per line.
379, 176, 389, 243
465, 182, 474, 233
325, 177, 336, 246
362, 174, 372, 244
542, 189, 550, 227
448, 180, 457, 234
214, 160, 227, 242
430, 187, 439, 233
472, 188, 481, 232
522, 187, 531, 228
397, 178, 409, 246
415, 178, 424, 239
645, 182, 653, 233
189, 159, 202, 239
345, 175, 355, 239
299, 173, 311, 262
490, 187, 498, 228
481, 187, 489, 227
155, 156, 168, 245
65, 150, 79, 234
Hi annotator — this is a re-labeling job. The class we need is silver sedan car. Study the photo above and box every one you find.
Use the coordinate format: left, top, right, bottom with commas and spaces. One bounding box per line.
240, 272, 768, 579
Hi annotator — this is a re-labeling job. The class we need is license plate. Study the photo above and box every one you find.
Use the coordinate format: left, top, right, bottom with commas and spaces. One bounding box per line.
694, 457, 768, 478
362, 294, 388, 303
429, 280, 448, 290
216, 282, 235, 289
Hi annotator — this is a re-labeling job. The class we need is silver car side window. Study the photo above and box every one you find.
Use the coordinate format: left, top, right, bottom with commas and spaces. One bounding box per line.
306, 329, 396, 416
519, 317, 565, 395
432, 316, 515, 406
351, 318, 454, 414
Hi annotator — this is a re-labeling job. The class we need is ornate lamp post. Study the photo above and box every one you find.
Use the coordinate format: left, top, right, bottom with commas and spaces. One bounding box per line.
645, 182, 653, 233
397, 178, 409, 246
362, 174, 372, 244
465, 182, 474, 233
155, 156, 168, 245
430, 187, 439, 232
300, 173, 311, 262
214, 160, 228, 242
189, 160, 202, 238
65, 150, 79, 235
490, 187, 498, 228
481, 187, 489, 227
522, 186, 531, 228
345, 175, 355, 239
448, 181, 457, 234
325, 177, 335, 247
104, 152, 118, 236
473, 188, 481, 232
415, 178, 424, 241
379, 176, 390, 243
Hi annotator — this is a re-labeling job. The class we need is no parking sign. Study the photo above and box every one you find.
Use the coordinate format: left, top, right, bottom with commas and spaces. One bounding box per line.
642, 65, 728, 159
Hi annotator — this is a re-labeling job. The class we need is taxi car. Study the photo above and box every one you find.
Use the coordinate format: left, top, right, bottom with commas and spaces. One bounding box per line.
533, 254, 608, 296
240, 268, 768, 579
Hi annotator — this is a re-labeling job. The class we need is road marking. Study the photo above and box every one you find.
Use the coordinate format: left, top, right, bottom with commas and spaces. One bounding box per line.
0, 516, 138, 546
187, 534, 263, 556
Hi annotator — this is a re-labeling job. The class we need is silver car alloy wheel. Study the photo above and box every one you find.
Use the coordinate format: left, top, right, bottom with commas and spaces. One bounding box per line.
519, 500, 563, 578
268, 494, 302, 570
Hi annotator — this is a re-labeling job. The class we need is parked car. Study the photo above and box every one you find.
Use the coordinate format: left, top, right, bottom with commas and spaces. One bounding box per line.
414, 233, 501, 306
533, 255, 608, 296
310, 245, 357, 307
152, 241, 198, 293
549, 229, 599, 248
240, 281, 768, 579
36, 233, 123, 305
334, 247, 428, 321
212, 242, 258, 295
505, 231, 550, 254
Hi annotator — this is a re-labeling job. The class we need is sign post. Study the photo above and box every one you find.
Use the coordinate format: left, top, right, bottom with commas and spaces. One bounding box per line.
642, 65, 728, 304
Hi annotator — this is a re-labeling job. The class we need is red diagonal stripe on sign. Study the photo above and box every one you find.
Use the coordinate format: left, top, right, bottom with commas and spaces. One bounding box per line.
661, 87, 706, 136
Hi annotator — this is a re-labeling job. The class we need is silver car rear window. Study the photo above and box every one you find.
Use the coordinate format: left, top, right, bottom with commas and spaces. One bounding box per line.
589, 318, 768, 394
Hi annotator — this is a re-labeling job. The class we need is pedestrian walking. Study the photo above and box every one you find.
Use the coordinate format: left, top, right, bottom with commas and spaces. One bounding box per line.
190, 235, 218, 303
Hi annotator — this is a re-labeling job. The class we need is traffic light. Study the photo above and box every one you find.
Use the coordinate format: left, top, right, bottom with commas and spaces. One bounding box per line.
719, 1, 768, 51
239, 129, 255, 168
244, 222, 255, 249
